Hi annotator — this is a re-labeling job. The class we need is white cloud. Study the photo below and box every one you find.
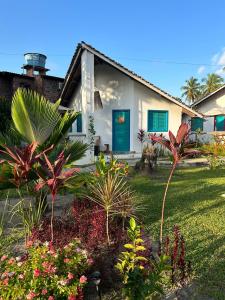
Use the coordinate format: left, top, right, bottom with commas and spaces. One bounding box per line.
215, 68, 225, 75
211, 53, 219, 64
209, 48, 225, 76
217, 49, 225, 66
197, 65, 205, 74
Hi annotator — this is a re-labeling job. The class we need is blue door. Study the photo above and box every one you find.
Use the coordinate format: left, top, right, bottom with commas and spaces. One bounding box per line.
215, 115, 225, 131
112, 110, 130, 152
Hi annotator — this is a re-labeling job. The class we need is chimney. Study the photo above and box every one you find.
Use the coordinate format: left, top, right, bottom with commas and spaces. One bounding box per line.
22, 53, 49, 77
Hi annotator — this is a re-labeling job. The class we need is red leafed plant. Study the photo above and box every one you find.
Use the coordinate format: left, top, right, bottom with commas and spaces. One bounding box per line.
150, 123, 190, 244
0, 142, 51, 187
36, 151, 79, 242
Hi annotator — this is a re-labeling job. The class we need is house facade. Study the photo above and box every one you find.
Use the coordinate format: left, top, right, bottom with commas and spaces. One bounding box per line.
191, 85, 225, 142
61, 42, 200, 164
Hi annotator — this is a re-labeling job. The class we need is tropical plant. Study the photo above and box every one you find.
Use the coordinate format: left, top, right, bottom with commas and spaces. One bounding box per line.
35, 151, 79, 242
181, 77, 201, 103
202, 73, 224, 95
0, 142, 52, 187
0, 89, 88, 190
0, 239, 88, 299
87, 173, 134, 244
137, 129, 146, 152
95, 152, 129, 178
116, 218, 170, 300
163, 226, 191, 286
11, 196, 47, 243
150, 123, 191, 244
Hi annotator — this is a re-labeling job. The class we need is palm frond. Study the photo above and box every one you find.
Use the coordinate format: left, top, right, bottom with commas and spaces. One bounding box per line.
43, 111, 80, 149
47, 140, 88, 165
12, 88, 61, 145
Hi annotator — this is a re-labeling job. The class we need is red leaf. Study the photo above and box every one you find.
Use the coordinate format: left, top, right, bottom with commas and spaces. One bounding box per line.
176, 123, 189, 145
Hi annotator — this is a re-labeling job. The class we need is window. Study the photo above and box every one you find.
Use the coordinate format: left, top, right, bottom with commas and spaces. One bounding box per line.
148, 110, 168, 132
76, 114, 82, 133
68, 114, 82, 133
191, 117, 203, 131
215, 115, 225, 131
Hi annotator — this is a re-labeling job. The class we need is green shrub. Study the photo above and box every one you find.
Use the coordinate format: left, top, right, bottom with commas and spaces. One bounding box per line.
200, 143, 225, 156
0, 239, 88, 299
95, 153, 129, 177
116, 218, 170, 300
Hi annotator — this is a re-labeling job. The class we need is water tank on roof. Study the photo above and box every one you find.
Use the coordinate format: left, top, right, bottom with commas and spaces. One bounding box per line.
24, 53, 47, 68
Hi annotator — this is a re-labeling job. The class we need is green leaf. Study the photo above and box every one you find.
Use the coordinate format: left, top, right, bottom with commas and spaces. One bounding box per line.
135, 238, 144, 244
136, 256, 147, 261
129, 217, 136, 231
12, 88, 61, 145
124, 243, 134, 249
135, 246, 146, 251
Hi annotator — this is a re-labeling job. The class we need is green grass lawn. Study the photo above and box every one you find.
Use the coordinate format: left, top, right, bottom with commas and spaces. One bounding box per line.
130, 167, 225, 300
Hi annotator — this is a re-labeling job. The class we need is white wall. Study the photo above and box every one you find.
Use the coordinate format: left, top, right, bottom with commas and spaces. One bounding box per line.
191, 91, 225, 143
94, 63, 183, 154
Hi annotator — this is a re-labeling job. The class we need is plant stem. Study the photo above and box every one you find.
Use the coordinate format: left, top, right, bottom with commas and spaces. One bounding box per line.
51, 200, 54, 242
160, 163, 176, 244
106, 209, 110, 245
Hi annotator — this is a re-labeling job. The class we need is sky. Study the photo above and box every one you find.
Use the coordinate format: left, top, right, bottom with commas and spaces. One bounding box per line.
1, 0, 225, 98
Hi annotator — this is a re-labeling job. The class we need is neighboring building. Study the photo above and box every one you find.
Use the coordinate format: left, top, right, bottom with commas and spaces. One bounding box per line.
0, 53, 64, 103
61, 41, 201, 164
191, 85, 225, 142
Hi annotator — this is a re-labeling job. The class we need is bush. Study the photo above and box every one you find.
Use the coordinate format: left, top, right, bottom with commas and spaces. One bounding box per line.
0, 239, 88, 299
200, 143, 225, 156
116, 218, 170, 300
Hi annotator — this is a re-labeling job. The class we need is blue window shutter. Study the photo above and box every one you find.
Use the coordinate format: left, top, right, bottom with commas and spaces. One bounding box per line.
215, 115, 225, 131
77, 114, 82, 132
191, 117, 203, 131
148, 110, 168, 132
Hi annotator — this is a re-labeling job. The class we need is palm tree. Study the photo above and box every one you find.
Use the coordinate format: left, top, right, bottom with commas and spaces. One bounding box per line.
202, 73, 224, 95
181, 77, 201, 104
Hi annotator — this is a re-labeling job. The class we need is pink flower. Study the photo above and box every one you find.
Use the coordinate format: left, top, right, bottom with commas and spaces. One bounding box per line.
48, 296, 54, 300
26, 291, 38, 299
64, 258, 70, 263
68, 295, 76, 300
3, 278, 9, 286
79, 275, 87, 284
18, 274, 25, 280
67, 272, 74, 280
1, 255, 7, 261
26, 240, 33, 248
33, 269, 41, 277
41, 289, 48, 295
87, 258, 94, 265
42, 261, 49, 268
7, 258, 15, 265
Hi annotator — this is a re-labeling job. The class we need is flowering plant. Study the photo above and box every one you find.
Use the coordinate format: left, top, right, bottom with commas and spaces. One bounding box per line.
0, 239, 88, 299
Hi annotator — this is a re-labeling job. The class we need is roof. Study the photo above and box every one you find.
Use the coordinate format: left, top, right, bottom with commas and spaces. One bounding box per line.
0, 71, 64, 81
61, 41, 201, 117
0, 71, 34, 79
192, 84, 225, 107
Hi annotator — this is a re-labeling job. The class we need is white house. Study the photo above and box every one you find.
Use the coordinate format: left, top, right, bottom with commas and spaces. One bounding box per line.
191, 85, 225, 142
61, 42, 201, 164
